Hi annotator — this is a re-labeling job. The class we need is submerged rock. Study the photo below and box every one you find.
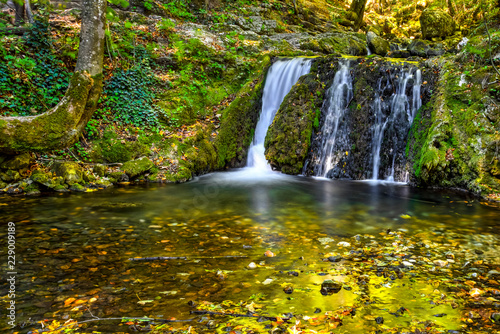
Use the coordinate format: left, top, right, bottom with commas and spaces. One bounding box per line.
320, 279, 342, 295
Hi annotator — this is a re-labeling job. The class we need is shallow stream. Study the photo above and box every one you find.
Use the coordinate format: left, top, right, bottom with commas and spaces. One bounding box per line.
1, 171, 499, 333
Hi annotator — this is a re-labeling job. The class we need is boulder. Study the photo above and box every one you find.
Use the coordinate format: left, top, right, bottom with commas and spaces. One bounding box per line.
53, 162, 83, 185
367, 31, 390, 56
408, 39, 445, 57
0, 153, 32, 170
122, 157, 154, 178
420, 9, 456, 40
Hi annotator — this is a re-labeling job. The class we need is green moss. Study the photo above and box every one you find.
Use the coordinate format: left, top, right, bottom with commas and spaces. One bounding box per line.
91, 128, 150, 163
215, 55, 271, 168
265, 72, 324, 174
122, 157, 154, 178
166, 166, 192, 183
69, 183, 85, 192
408, 60, 499, 195
183, 125, 218, 175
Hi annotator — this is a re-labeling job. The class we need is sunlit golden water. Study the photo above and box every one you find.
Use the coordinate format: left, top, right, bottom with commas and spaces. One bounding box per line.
1, 172, 499, 333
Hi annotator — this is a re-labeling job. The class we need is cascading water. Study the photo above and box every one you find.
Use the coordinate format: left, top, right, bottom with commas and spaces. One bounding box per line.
313, 59, 352, 177
371, 78, 387, 181
246, 58, 312, 171
370, 68, 422, 181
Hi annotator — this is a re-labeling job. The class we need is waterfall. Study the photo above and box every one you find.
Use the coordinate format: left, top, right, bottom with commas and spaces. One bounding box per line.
313, 59, 352, 177
246, 58, 312, 170
371, 78, 387, 181
411, 69, 422, 123
370, 68, 422, 181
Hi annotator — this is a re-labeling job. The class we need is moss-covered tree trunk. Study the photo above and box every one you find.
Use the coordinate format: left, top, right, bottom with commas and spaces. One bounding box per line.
0, 0, 106, 154
348, 0, 368, 30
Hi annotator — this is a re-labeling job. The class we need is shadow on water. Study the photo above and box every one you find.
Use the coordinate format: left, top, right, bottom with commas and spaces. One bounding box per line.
0, 172, 499, 333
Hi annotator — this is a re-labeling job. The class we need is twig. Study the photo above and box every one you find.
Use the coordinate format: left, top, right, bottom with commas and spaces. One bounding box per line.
190, 310, 278, 321
37, 158, 123, 166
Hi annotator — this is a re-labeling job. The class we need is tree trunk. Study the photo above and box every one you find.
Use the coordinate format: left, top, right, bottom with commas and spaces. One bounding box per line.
25, 0, 34, 24
0, 0, 106, 154
349, 0, 368, 30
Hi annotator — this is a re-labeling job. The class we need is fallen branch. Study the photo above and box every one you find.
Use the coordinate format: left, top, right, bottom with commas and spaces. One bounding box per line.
190, 310, 278, 322
128, 255, 248, 261
0, 27, 30, 36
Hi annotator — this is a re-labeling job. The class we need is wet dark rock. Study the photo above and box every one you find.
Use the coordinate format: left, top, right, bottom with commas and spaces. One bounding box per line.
287, 271, 299, 276
474, 249, 484, 255
283, 286, 294, 294
118, 173, 130, 183
433, 313, 447, 317
206, 320, 217, 329
314, 308, 321, 313
343, 286, 352, 291
188, 300, 197, 307
6, 187, 22, 194
375, 316, 384, 324
328, 255, 342, 262
320, 279, 342, 295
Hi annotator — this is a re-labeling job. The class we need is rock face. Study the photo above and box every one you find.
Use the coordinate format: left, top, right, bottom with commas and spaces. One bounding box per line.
265, 70, 325, 174
237, 16, 277, 35
366, 31, 390, 56
420, 9, 456, 40
215, 56, 271, 168
407, 60, 500, 196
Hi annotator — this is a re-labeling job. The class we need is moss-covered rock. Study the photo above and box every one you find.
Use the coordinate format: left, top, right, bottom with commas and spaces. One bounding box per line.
166, 166, 192, 183
408, 39, 445, 58
0, 170, 21, 182
122, 157, 154, 178
52, 161, 83, 185
91, 128, 150, 163
92, 164, 106, 177
265, 72, 324, 174
215, 55, 271, 168
69, 183, 86, 192
0, 153, 32, 170
407, 60, 500, 197
183, 125, 218, 175
299, 33, 367, 56
366, 31, 389, 56
420, 9, 456, 40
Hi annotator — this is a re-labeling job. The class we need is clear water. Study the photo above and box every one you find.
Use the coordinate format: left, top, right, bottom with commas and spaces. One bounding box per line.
1, 174, 499, 333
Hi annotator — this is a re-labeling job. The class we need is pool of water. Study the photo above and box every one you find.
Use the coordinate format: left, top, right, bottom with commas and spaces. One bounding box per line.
1, 171, 499, 333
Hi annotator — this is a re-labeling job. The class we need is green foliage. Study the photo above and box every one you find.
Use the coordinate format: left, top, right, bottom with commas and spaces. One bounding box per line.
0, 19, 70, 116
103, 52, 165, 127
